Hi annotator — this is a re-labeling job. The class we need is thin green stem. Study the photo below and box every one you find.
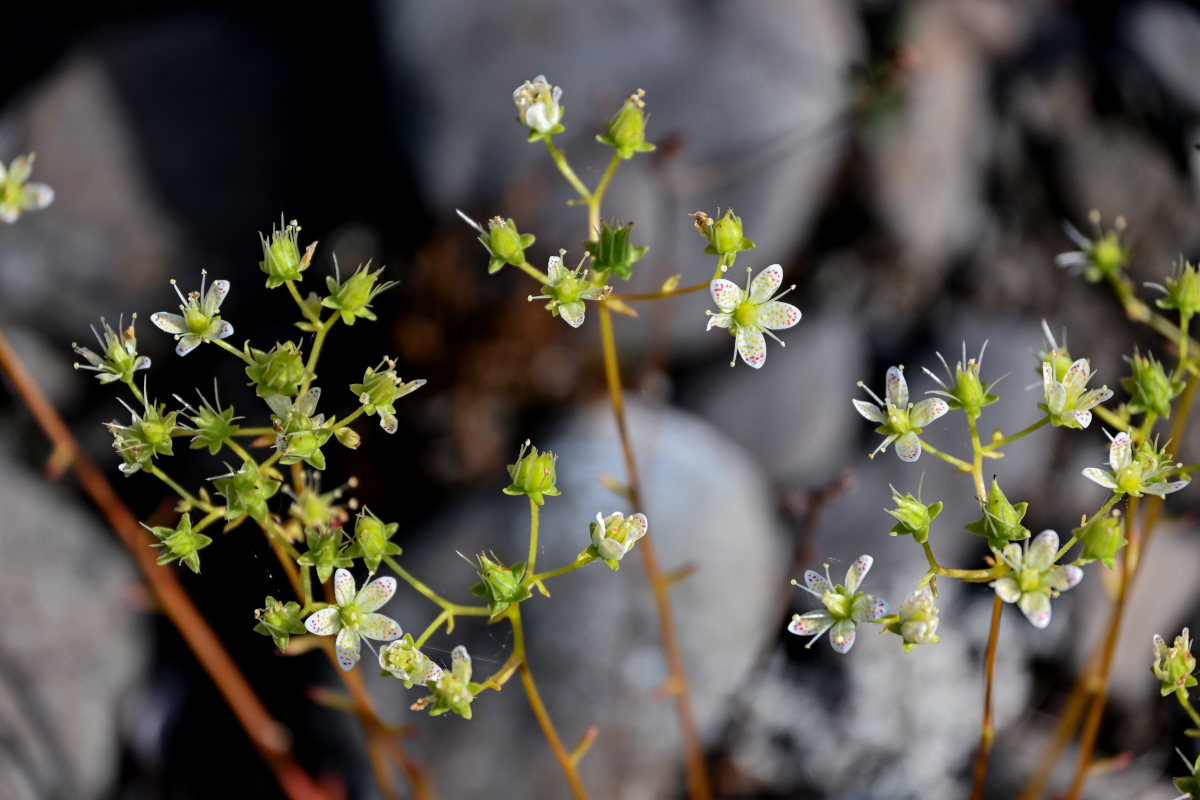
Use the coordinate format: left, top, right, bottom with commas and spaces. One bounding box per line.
225, 438, 253, 463
970, 594, 1005, 800
301, 566, 313, 609
382, 555, 489, 617
190, 508, 225, 535
1179, 689, 1200, 731
510, 606, 590, 800
608, 280, 710, 302
517, 260, 552, 284
415, 610, 450, 649
285, 280, 321, 325
919, 441, 973, 473
543, 135, 591, 201
922, 542, 1009, 582
301, 317, 337, 394
236, 427, 276, 437
587, 155, 622, 238
983, 416, 1050, 451
147, 464, 212, 511
967, 413, 987, 500
526, 497, 541, 577
122, 377, 146, 406
528, 554, 596, 585
262, 519, 303, 562
326, 406, 366, 432
213, 338, 252, 364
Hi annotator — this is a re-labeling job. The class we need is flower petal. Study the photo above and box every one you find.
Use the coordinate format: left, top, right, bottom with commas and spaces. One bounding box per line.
335, 625, 360, 671
1027, 530, 1060, 571
1081, 468, 1117, 489
758, 301, 801, 331
1145, 479, 1190, 496
359, 612, 402, 642
214, 321, 234, 340
894, 431, 922, 463
787, 611, 833, 637
852, 593, 889, 622
150, 312, 187, 334
707, 313, 732, 331
803, 570, 831, 598
296, 387, 322, 417
736, 327, 766, 369
886, 366, 908, 408
709, 279, 743, 313
1018, 592, 1052, 629
910, 398, 949, 427
205, 279, 231, 312
1045, 380, 1066, 416
852, 399, 885, 423
175, 335, 201, 357
1071, 410, 1093, 428
356, 576, 397, 613
1042, 361, 1054, 397
1110, 432, 1132, 471
994, 576, 1021, 604
1047, 565, 1083, 592
558, 301, 585, 328
334, 568, 356, 607
748, 264, 783, 304
1062, 358, 1090, 394
626, 513, 649, 543
304, 607, 341, 636
829, 618, 857, 653
845, 554, 873, 593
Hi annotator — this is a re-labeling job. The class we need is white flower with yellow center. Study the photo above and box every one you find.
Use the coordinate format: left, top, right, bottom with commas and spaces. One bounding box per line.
706, 264, 801, 369
304, 568, 402, 671
788, 555, 888, 654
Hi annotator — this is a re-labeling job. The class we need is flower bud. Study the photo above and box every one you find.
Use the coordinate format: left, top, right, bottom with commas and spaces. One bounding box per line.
502, 440, 560, 505
322, 260, 396, 325
586, 511, 648, 569
467, 552, 531, 618
245, 341, 313, 398
885, 486, 942, 544
253, 596, 306, 652
342, 506, 400, 573
1153, 628, 1198, 697
213, 459, 282, 522
1122, 349, 1183, 419
259, 217, 316, 289
691, 209, 756, 267
419, 645, 479, 719
886, 586, 940, 652
334, 426, 361, 449
267, 389, 332, 471
513, 74, 565, 139
583, 220, 647, 280
486, 216, 535, 274
964, 477, 1030, 549
596, 89, 655, 160
73, 315, 151, 385
1155, 259, 1200, 320
379, 634, 444, 688
181, 391, 240, 455
1073, 511, 1127, 570
106, 398, 179, 476
296, 525, 352, 584
144, 513, 213, 573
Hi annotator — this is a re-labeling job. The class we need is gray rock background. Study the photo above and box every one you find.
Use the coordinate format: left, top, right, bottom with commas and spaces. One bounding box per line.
3, 1, 1200, 798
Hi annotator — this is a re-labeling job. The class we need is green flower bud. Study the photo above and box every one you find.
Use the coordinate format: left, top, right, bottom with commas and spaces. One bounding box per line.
467, 551, 531, 618
885, 485, 942, 544
1154, 259, 1200, 320
885, 586, 940, 652
144, 513, 212, 573
349, 358, 425, 434
476, 215, 535, 274
379, 633, 444, 688
1073, 511, 1127, 570
322, 259, 397, 325
1153, 628, 1198, 697
691, 209, 756, 267
73, 315, 151, 385
179, 388, 240, 456
596, 89, 655, 160
583, 220, 647, 280
342, 506, 401, 573
925, 344, 1000, 419
286, 471, 352, 530
965, 478, 1030, 549
296, 525, 351, 584
106, 398, 179, 476
334, 426, 361, 449
259, 217, 316, 289
1122, 349, 1183, 419
213, 459, 281, 522
253, 596, 306, 652
244, 341, 313, 399
502, 440, 560, 505
420, 645, 480, 719
267, 389, 332, 470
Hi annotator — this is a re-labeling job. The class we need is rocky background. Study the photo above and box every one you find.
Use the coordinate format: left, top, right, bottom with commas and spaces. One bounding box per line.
3, 1, 1200, 798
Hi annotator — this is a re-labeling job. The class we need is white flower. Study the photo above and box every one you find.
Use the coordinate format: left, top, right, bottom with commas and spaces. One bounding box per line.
304, 568, 402, 671
513, 75, 564, 135
992, 530, 1082, 629
1082, 431, 1189, 498
0, 153, 53, 223
589, 511, 648, 563
73, 315, 151, 384
706, 264, 801, 369
853, 366, 949, 462
150, 270, 234, 356
788, 555, 888, 653
1040, 355, 1112, 429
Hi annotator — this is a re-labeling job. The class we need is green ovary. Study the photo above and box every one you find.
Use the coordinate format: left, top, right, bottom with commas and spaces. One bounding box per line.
735, 302, 759, 329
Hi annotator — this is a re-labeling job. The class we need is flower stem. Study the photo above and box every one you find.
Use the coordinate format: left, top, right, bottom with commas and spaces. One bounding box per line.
922, 542, 1009, 582
543, 135, 592, 202
919, 441, 973, 474
528, 553, 596, 585
970, 594, 1005, 800
527, 496, 541, 576
285, 279, 321, 325
1179, 689, 1200, 731
213, 337, 252, 364
301, 317, 337, 394
382, 555, 489, 617
1065, 496, 1137, 799
608, 279, 711, 302
597, 302, 712, 800
510, 606, 590, 799
587, 154, 622, 238
982, 416, 1050, 451
517, 259, 552, 284
147, 464, 212, 512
